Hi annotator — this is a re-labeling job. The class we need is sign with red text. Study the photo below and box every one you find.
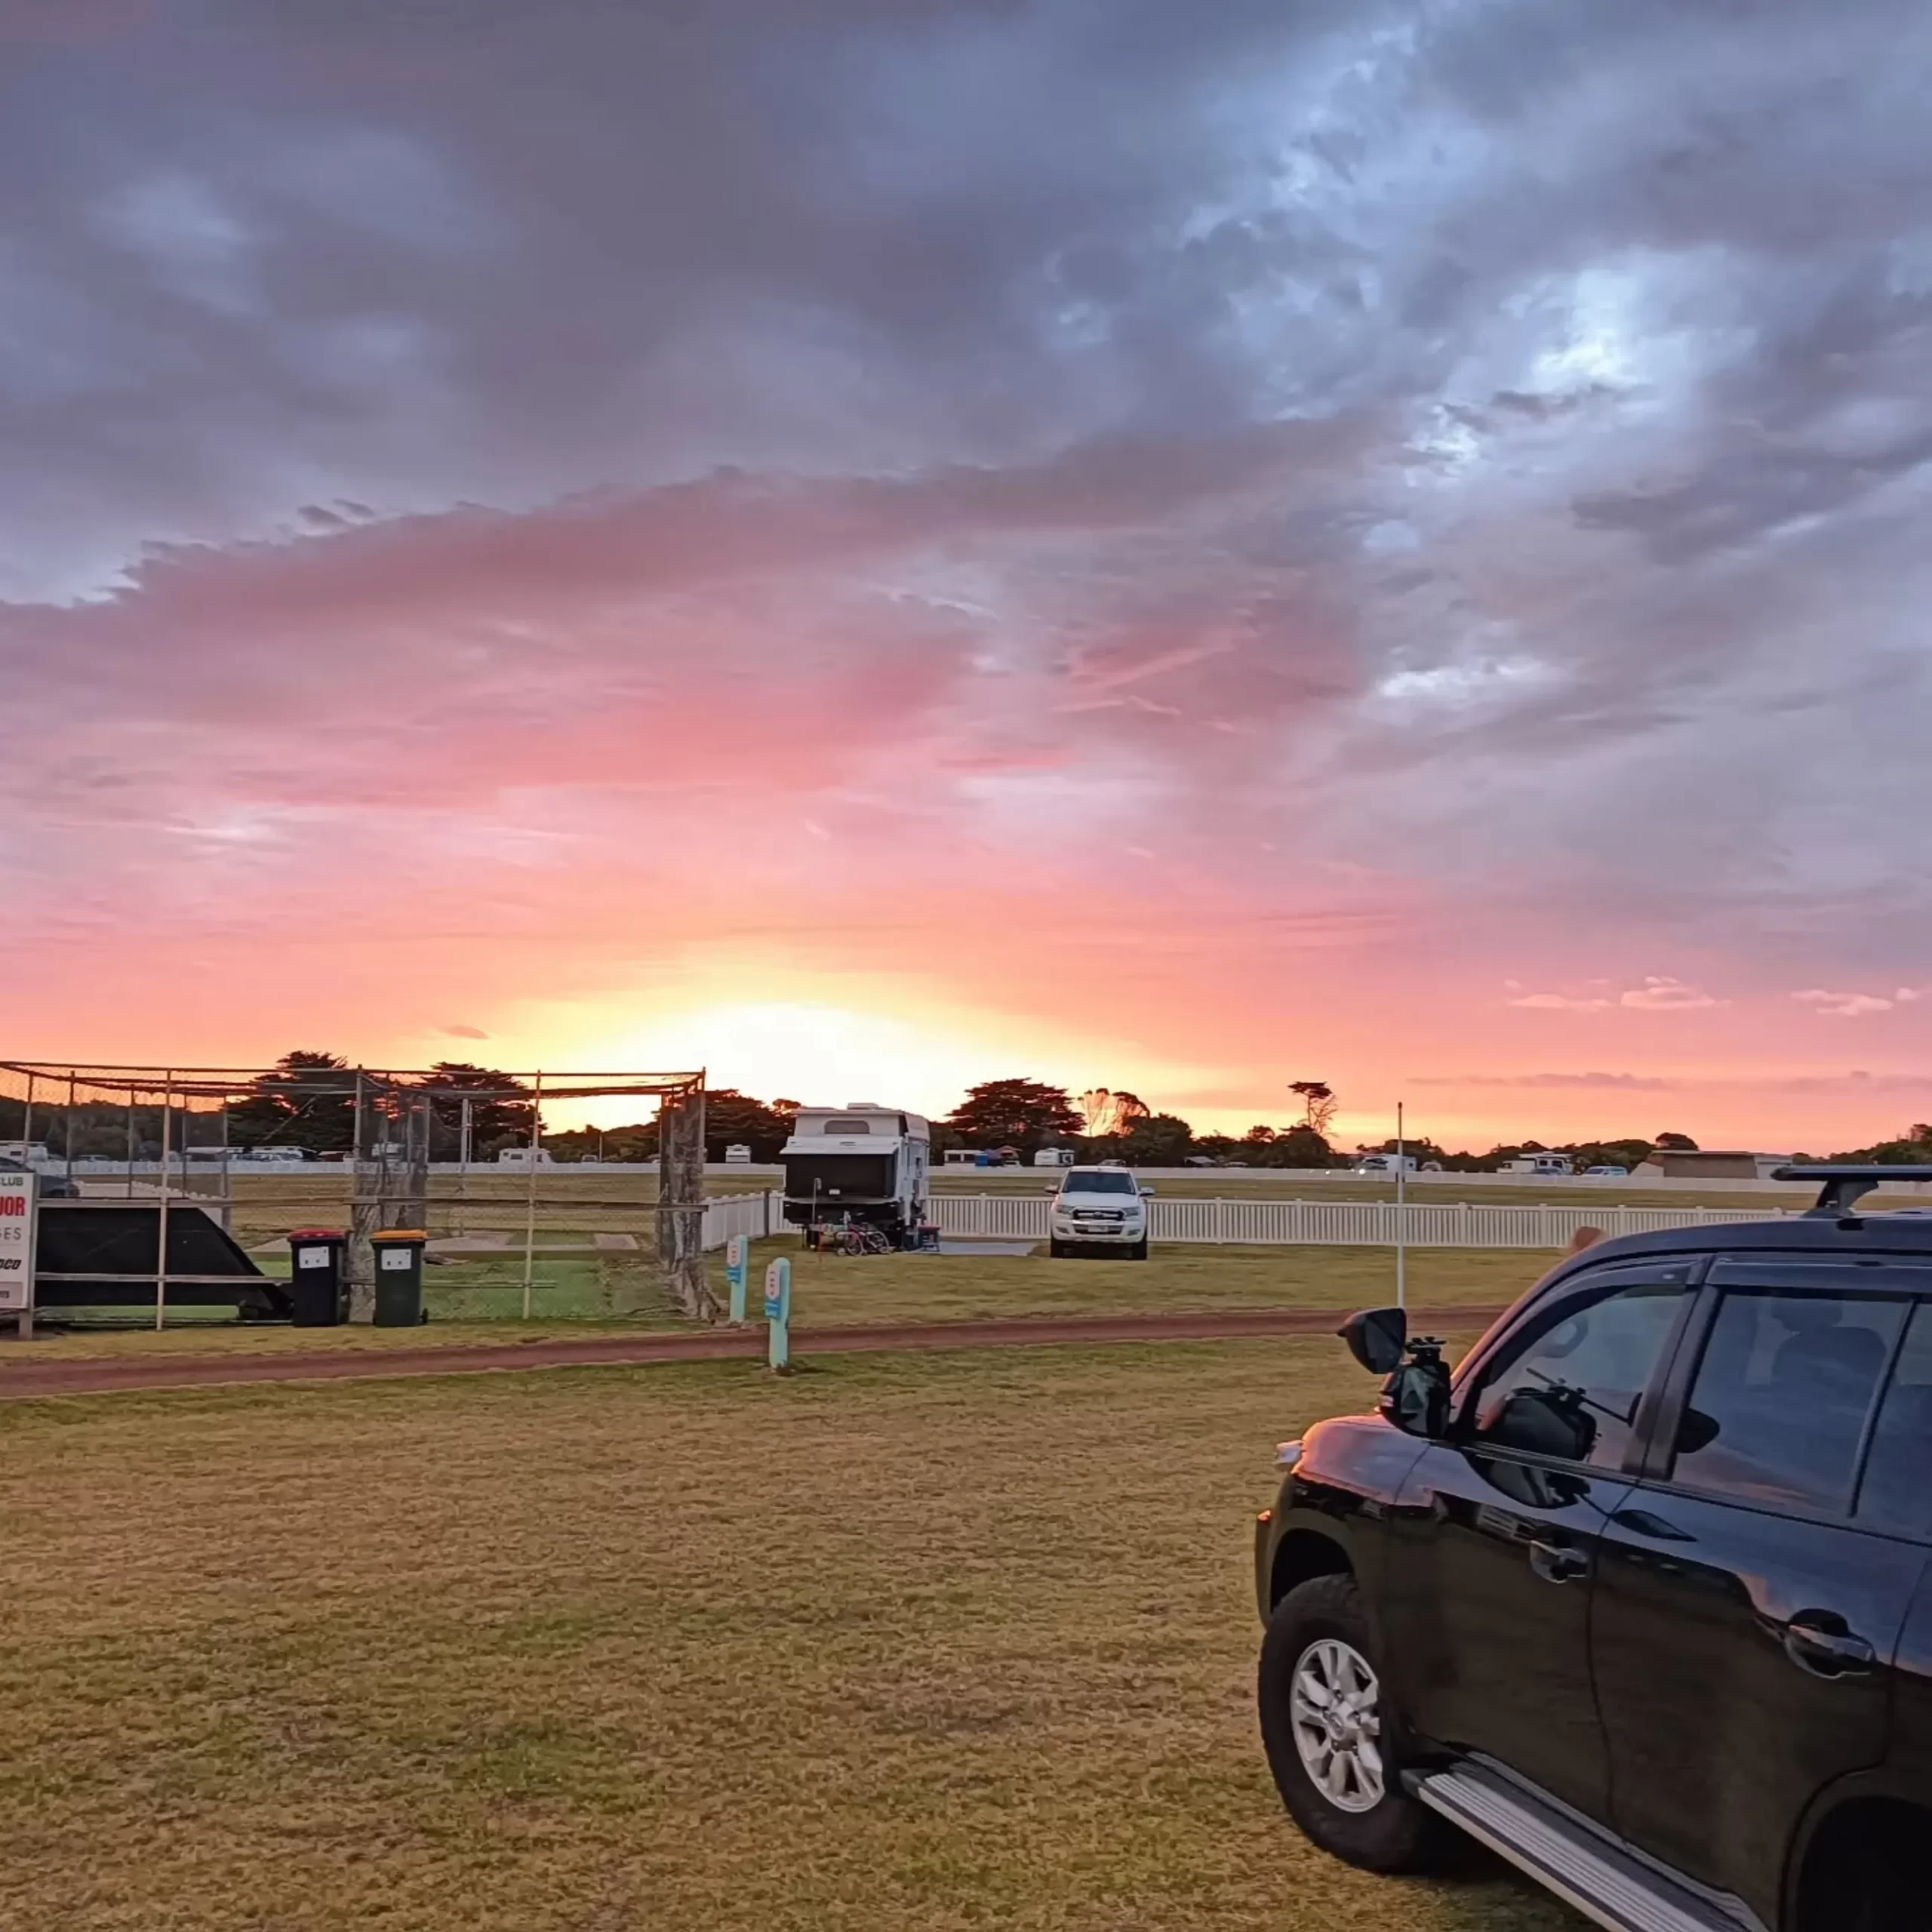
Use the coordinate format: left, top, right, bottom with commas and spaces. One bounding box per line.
0, 1168, 35, 1312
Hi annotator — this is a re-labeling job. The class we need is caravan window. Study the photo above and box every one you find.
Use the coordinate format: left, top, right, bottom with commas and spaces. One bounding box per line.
786, 1153, 894, 1198
823, 1118, 872, 1135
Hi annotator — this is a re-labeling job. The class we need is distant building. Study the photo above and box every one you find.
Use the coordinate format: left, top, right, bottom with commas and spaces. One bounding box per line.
1634, 1149, 1792, 1181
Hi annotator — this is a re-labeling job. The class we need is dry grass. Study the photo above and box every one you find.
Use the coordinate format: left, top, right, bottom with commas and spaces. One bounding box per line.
15, 1244, 1537, 1359
777, 1242, 1535, 1329
0, 1340, 1577, 1931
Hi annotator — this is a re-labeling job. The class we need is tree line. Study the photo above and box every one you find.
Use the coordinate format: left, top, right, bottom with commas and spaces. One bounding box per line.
934, 1079, 1710, 1171
15, 1053, 1924, 1169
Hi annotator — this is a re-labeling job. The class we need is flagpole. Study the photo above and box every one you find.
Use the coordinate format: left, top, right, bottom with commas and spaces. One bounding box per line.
1395, 1099, 1407, 1311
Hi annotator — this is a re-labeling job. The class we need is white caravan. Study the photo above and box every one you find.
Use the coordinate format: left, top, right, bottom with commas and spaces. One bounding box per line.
780, 1104, 930, 1244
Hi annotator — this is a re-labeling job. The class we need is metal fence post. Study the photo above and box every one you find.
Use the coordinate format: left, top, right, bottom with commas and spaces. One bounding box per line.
521, 1070, 544, 1320
155, 1072, 174, 1331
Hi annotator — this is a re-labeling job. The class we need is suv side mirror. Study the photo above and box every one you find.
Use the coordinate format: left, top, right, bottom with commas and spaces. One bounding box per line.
1340, 1309, 1452, 1438
1340, 1306, 1407, 1375
1380, 1340, 1452, 1439
1139, 1183, 1155, 1196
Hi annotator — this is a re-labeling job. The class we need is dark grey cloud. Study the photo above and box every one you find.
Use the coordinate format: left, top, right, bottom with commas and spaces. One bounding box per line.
6, 0, 1932, 1017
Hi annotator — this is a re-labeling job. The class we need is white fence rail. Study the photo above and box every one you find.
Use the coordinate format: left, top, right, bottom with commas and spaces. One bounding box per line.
692, 1164, 1844, 1194
928, 1193, 1789, 1251
700, 1192, 779, 1252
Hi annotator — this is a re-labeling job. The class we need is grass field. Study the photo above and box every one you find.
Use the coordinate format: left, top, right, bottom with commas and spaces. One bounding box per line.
14, 1243, 1537, 1358
768, 1241, 1532, 1328
0, 1339, 1577, 1932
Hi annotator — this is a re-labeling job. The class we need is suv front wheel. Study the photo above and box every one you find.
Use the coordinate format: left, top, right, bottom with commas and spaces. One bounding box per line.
1258, 1574, 1445, 1872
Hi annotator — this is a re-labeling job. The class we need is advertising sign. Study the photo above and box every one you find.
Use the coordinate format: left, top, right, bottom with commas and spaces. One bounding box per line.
0, 1168, 36, 1314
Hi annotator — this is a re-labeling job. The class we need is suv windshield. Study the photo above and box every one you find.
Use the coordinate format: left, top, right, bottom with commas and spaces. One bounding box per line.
1060, 1171, 1137, 1196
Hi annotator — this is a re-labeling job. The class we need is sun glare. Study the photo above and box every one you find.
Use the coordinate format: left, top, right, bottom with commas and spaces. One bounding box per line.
546, 999, 1048, 1125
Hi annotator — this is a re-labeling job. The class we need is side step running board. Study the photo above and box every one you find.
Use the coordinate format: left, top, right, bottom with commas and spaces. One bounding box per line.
1410, 1767, 1761, 1932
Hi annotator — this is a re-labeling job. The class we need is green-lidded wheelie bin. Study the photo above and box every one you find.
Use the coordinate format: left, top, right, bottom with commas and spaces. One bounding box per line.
371, 1229, 429, 1327
287, 1228, 349, 1327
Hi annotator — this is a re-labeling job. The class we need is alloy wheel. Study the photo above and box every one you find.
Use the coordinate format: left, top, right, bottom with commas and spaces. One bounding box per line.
1289, 1638, 1385, 1814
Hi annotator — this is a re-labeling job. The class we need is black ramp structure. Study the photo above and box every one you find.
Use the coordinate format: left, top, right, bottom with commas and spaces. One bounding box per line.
32, 1201, 291, 1318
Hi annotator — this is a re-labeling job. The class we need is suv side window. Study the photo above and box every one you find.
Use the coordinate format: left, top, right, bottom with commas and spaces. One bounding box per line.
1466, 1281, 1687, 1470
1857, 1299, 1932, 1536
1669, 1291, 1908, 1514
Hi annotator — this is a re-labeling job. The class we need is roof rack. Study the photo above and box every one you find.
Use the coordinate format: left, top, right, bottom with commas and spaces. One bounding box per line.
1773, 1164, 1932, 1218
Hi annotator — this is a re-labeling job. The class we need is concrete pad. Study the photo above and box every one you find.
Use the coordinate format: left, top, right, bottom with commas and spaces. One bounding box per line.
937, 1238, 1038, 1258
592, 1232, 640, 1251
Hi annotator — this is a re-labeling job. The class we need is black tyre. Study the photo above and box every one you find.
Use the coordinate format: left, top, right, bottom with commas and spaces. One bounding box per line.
1258, 1574, 1446, 1872
1130, 1236, 1149, 1260
1049, 1238, 1069, 1259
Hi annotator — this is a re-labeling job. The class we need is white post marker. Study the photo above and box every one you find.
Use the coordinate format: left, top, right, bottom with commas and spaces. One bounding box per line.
1395, 1099, 1407, 1311
764, 1255, 792, 1372
725, 1232, 750, 1323
0, 1164, 36, 1337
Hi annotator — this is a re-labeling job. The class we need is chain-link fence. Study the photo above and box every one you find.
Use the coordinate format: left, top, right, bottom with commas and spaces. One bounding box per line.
0, 1060, 720, 1327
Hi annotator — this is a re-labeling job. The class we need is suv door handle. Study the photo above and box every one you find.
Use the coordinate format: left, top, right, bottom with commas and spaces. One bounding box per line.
1784, 1617, 1877, 1677
1528, 1538, 1590, 1584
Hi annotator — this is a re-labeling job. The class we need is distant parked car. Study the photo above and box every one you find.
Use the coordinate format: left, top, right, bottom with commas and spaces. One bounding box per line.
1584, 1164, 1629, 1177
497, 1147, 555, 1168
1500, 1152, 1574, 1177
1355, 1154, 1418, 1176
0, 1158, 75, 1198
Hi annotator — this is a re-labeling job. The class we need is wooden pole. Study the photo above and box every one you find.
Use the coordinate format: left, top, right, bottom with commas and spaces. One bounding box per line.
348, 1070, 375, 1322
659, 1080, 719, 1322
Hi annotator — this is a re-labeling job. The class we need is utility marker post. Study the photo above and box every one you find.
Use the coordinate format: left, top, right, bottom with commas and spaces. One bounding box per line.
764, 1256, 792, 1373
1395, 1099, 1407, 1312
725, 1233, 750, 1324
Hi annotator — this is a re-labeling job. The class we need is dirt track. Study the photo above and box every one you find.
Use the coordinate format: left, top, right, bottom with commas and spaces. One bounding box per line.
0, 1306, 1507, 1401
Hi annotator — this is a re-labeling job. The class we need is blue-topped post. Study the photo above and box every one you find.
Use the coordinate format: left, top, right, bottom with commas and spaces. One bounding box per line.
725, 1233, 751, 1323
764, 1256, 792, 1373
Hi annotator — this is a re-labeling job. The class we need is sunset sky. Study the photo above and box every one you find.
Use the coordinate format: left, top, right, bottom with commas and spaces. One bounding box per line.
5, 0, 1931, 1150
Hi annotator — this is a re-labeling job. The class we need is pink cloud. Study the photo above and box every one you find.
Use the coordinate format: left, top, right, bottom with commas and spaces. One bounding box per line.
1792, 987, 1922, 1019
1620, 977, 1724, 1012
1505, 977, 1725, 1014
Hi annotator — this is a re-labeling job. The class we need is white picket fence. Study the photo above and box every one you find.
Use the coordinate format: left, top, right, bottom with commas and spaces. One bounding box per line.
723, 1191, 1790, 1251
700, 1191, 781, 1251
1121, 1196, 1786, 1250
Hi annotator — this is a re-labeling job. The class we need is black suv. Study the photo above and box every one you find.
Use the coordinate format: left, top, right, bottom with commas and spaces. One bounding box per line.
1254, 1167, 1932, 1932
